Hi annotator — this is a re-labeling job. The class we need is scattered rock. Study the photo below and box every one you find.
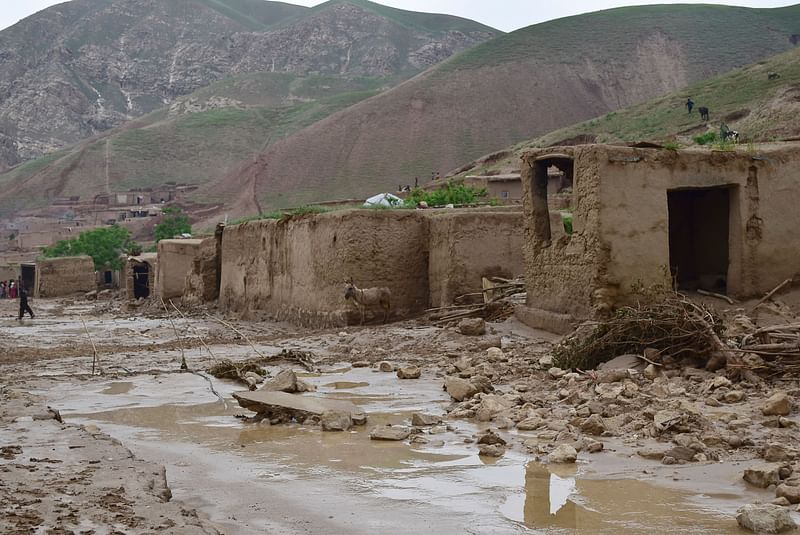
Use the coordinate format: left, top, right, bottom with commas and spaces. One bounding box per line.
587, 442, 604, 453
637, 448, 666, 461
595, 383, 624, 400
411, 413, 442, 427
320, 411, 353, 432
654, 410, 682, 433
538, 355, 554, 369
486, 347, 504, 361
352, 361, 370, 368
458, 318, 486, 336
397, 366, 421, 379
370, 425, 411, 441
664, 446, 696, 462
261, 369, 315, 393
479, 444, 506, 457
764, 444, 794, 463
548, 367, 566, 379
737, 503, 797, 533
763, 393, 792, 416
84, 290, 98, 300
477, 430, 507, 446
548, 444, 578, 463
773, 497, 792, 507
743, 464, 782, 488
378, 361, 395, 372
475, 394, 514, 422
643, 364, 660, 380
724, 390, 746, 404
776, 484, 800, 504
580, 414, 607, 436
516, 417, 545, 431
445, 377, 479, 401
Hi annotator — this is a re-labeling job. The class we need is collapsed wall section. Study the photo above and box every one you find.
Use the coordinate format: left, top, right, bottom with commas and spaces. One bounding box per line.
36, 256, 95, 297
428, 210, 524, 308
182, 235, 221, 304
220, 210, 429, 327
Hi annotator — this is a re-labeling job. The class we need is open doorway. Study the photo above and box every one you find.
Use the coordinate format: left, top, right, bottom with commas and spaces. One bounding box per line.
20, 264, 35, 294
530, 156, 574, 242
668, 187, 732, 293
133, 264, 150, 299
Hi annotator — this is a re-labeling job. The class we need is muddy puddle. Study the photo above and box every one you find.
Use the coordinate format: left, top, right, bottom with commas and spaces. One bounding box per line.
36, 367, 751, 534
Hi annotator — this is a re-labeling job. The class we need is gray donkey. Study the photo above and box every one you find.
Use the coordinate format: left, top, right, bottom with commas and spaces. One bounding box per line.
344, 279, 391, 325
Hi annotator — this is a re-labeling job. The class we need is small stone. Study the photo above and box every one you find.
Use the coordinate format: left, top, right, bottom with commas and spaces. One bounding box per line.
548, 367, 566, 379
477, 430, 507, 446
486, 347, 504, 361
538, 355, 554, 369
661, 456, 678, 465
352, 361, 370, 368
548, 444, 578, 463
724, 390, 746, 403
664, 446, 696, 462
370, 425, 411, 441
643, 364, 660, 380
705, 397, 722, 407
378, 361, 395, 372
458, 318, 486, 336
776, 483, 800, 504
587, 442, 604, 453
411, 413, 442, 427
475, 395, 514, 422
397, 366, 421, 379
763, 393, 792, 416
580, 414, 606, 436
773, 497, 792, 507
479, 444, 506, 457
637, 448, 666, 460
764, 444, 793, 463
516, 417, 545, 431
595, 383, 624, 400
736, 503, 797, 533
320, 411, 353, 432
654, 410, 682, 433
261, 369, 315, 393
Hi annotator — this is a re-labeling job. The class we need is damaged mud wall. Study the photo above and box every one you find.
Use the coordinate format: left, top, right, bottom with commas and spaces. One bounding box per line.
182, 234, 221, 304
35, 256, 95, 297
0, 264, 19, 282
521, 143, 800, 324
156, 239, 206, 300
125, 254, 157, 300
428, 210, 524, 308
220, 210, 429, 327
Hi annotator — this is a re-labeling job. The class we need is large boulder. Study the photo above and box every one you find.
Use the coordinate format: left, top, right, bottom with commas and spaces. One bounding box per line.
548, 444, 578, 463
475, 394, 514, 422
743, 464, 782, 488
776, 483, 800, 504
445, 377, 479, 401
736, 503, 796, 533
411, 413, 442, 427
397, 366, 421, 379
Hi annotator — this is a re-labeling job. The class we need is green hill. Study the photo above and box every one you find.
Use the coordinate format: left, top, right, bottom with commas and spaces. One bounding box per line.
454, 46, 800, 178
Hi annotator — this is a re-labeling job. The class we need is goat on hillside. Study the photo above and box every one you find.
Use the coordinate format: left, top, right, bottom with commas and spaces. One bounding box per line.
344, 279, 391, 325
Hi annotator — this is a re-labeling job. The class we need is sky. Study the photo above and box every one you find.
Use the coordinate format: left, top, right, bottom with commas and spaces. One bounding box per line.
1, 0, 796, 33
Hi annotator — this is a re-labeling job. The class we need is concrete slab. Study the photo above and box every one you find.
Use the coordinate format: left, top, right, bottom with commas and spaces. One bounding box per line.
233, 390, 366, 422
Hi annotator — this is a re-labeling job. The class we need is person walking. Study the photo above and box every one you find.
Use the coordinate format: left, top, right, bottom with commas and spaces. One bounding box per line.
9, 280, 16, 299
18, 283, 34, 320
686, 98, 694, 114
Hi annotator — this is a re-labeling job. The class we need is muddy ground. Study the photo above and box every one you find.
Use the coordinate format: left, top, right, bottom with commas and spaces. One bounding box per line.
1, 295, 799, 534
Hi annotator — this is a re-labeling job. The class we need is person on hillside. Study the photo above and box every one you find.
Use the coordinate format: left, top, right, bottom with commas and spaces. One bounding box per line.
18, 283, 34, 321
0, 281, 5, 299
686, 98, 694, 114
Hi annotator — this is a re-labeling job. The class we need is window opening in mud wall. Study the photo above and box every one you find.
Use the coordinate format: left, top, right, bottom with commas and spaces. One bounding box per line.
133, 264, 150, 299
668, 187, 732, 293
20, 264, 35, 292
531, 157, 574, 243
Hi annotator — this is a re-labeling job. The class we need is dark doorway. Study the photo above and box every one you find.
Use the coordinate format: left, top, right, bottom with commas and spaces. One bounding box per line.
104, 270, 113, 285
668, 187, 731, 292
530, 157, 574, 243
20, 264, 35, 293
133, 264, 150, 299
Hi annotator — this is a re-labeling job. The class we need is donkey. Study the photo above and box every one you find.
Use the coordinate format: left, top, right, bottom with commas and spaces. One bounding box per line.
344, 279, 391, 325
698, 106, 710, 122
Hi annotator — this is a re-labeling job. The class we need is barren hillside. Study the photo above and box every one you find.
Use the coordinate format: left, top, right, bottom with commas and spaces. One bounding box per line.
205, 4, 800, 214
0, 0, 496, 170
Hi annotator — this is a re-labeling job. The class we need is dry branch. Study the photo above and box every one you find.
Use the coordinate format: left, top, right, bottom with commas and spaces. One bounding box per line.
78, 314, 100, 375
160, 297, 188, 370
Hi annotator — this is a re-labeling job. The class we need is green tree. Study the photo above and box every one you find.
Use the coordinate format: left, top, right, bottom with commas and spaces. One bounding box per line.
42, 225, 135, 270
154, 207, 192, 243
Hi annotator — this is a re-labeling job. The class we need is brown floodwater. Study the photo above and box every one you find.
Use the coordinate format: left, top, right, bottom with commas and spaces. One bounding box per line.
36, 366, 761, 534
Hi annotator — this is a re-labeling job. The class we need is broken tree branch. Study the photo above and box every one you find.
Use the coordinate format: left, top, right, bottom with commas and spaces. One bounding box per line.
160, 297, 188, 370
697, 289, 736, 305
169, 300, 217, 360
752, 279, 792, 311
78, 314, 100, 375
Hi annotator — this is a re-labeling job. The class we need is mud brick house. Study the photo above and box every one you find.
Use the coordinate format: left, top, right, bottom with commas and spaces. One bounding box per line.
518, 143, 800, 332
35, 256, 95, 297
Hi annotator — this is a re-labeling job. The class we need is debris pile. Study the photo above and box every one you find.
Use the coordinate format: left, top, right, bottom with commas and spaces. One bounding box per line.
429, 277, 525, 325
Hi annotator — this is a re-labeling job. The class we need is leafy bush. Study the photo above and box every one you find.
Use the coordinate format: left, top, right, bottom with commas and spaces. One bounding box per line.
404, 183, 487, 207
693, 132, 718, 145
154, 207, 191, 243
42, 225, 136, 270
663, 141, 681, 151
562, 213, 573, 235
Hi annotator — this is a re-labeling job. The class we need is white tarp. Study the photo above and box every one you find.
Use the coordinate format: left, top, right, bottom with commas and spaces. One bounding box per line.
363, 193, 403, 207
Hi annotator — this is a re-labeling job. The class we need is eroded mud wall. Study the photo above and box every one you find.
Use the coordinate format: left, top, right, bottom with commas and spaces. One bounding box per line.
428, 210, 524, 308
156, 239, 205, 300
182, 236, 220, 304
220, 210, 429, 327
36, 256, 95, 297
